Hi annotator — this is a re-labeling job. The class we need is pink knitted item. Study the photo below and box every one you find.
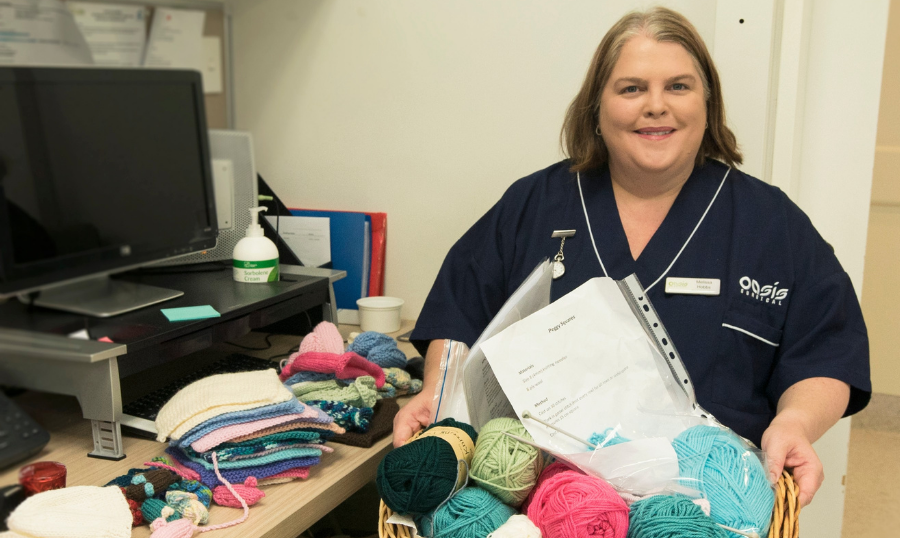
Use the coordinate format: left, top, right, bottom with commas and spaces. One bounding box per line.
228, 421, 346, 443
213, 477, 266, 508
257, 466, 311, 485
278, 351, 385, 387
283, 322, 344, 370
190, 408, 325, 453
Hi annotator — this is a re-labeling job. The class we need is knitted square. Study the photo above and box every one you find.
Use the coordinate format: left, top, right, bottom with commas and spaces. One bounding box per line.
174, 399, 307, 448
177, 446, 325, 470
165, 447, 320, 487
155, 369, 294, 442
257, 467, 311, 485
189, 407, 332, 453
228, 420, 346, 443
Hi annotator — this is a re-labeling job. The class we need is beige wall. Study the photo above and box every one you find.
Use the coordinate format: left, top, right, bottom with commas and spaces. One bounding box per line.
863, 0, 900, 397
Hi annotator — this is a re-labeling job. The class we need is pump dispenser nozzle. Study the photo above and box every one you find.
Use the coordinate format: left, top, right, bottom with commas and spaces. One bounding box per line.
246, 206, 267, 237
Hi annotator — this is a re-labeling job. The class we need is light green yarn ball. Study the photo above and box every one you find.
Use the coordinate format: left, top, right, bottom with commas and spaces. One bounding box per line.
468, 417, 544, 507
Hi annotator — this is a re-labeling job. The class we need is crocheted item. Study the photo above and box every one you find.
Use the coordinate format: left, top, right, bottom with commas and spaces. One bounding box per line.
228, 421, 344, 443
348, 331, 408, 368
279, 351, 386, 387
3, 486, 133, 538
297, 321, 345, 355
209, 430, 328, 450
174, 398, 307, 448
155, 369, 294, 442
165, 446, 320, 487
212, 477, 266, 508
376, 384, 397, 400
184, 436, 330, 463
141, 498, 179, 525
177, 446, 325, 470
291, 376, 379, 408
257, 466, 312, 485
105, 467, 155, 488
382, 368, 423, 396
126, 497, 144, 526
331, 398, 399, 448
307, 400, 374, 432
123, 469, 180, 503
189, 406, 332, 453
282, 371, 336, 385
166, 491, 209, 525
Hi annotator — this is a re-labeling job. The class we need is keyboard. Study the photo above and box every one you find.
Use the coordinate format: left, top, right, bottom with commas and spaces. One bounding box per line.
0, 391, 51, 471
122, 353, 277, 426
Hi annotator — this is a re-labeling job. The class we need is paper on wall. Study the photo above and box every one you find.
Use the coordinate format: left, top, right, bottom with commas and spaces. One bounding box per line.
460, 259, 552, 430
0, 0, 93, 65
68, 1, 146, 66
142, 7, 204, 72
201, 35, 222, 93
480, 277, 693, 490
266, 215, 331, 268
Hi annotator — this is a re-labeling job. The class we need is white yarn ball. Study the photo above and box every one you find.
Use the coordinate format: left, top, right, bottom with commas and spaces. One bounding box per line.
487, 514, 541, 538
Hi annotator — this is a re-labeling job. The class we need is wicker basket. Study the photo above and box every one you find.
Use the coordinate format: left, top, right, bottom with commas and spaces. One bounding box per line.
769, 470, 801, 538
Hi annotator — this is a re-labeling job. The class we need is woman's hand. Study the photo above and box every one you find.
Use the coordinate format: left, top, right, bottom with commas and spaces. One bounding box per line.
761, 377, 850, 507
392, 391, 433, 447
761, 413, 823, 507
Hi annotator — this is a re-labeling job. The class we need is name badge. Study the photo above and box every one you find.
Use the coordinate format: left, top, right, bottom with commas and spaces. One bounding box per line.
665, 277, 720, 296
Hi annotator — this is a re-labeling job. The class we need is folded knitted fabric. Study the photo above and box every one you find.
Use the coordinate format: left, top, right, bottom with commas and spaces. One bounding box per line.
155, 369, 294, 442
189, 406, 332, 453
307, 400, 374, 432
291, 376, 379, 408
283, 371, 336, 385
228, 420, 346, 443
257, 466, 311, 486
165, 446, 320, 487
347, 331, 408, 368
177, 446, 325, 470
184, 437, 329, 463
175, 398, 307, 448
2, 486, 132, 538
331, 398, 400, 448
279, 350, 386, 387
207, 430, 328, 450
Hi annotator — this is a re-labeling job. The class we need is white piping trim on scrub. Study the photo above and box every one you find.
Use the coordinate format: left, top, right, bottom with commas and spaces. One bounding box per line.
578, 167, 730, 289
577, 172, 609, 277
721, 323, 780, 347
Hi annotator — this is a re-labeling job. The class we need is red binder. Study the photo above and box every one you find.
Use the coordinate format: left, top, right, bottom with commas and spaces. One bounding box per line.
365, 212, 387, 297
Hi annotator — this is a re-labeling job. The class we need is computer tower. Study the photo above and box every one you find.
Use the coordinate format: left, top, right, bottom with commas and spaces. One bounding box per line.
156, 130, 258, 266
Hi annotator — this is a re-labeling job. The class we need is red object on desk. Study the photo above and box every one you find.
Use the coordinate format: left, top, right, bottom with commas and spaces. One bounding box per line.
19, 461, 66, 496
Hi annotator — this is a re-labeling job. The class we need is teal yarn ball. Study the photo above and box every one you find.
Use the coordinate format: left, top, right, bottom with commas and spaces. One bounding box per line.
628, 496, 727, 538
377, 418, 479, 515
469, 417, 544, 507
673, 426, 775, 538
418, 487, 516, 538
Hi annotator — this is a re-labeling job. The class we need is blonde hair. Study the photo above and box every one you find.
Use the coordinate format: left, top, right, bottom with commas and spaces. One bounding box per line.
561, 7, 742, 172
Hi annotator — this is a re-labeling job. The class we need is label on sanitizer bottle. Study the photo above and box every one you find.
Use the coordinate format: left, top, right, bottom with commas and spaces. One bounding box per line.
233, 258, 279, 283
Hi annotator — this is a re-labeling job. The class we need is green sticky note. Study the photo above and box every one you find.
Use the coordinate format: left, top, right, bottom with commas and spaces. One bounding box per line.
161, 305, 221, 322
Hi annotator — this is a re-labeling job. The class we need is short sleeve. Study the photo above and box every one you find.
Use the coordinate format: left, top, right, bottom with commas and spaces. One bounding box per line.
766, 204, 871, 415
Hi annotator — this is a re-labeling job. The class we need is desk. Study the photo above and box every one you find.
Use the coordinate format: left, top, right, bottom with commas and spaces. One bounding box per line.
0, 268, 330, 460
0, 321, 418, 538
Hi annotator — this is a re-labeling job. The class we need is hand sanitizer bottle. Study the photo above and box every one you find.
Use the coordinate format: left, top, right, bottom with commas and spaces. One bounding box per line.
233, 207, 279, 283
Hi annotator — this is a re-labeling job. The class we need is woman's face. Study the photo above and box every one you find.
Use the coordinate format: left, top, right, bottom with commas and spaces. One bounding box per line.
599, 34, 707, 181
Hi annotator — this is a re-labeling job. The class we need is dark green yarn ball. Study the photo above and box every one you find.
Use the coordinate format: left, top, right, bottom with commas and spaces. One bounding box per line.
377, 418, 479, 515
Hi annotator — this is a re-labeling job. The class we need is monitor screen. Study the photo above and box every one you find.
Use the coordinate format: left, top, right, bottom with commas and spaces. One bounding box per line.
0, 67, 217, 298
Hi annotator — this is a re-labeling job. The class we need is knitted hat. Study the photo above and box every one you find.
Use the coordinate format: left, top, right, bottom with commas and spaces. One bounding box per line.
299, 322, 344, 355
278, 351, 386, 387
2, 486, 132, 538
155, 369, 294, 442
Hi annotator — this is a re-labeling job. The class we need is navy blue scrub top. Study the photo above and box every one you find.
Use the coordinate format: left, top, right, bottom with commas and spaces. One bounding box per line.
411, 159, 871, 445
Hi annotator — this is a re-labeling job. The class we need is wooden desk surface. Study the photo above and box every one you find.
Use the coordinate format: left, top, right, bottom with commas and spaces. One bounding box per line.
0, 321, 419, 538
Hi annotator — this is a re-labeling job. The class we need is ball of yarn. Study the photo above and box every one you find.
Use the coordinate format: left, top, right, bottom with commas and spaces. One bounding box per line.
521, 462, 571, 514
628, 495, 726, 538
487, 514, 542, 538
213, 477, 266, 507
418, 487, 516, 538
376, 418, 478, 515
469, 417, 544, 507
672, 426, 774, 537
527, 470, 629, 538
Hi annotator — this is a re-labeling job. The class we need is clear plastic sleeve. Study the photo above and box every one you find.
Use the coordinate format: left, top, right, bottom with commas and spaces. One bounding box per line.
431, 339, 471, 424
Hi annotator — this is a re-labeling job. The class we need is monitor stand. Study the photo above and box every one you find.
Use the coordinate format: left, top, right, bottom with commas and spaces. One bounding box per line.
33, 276, 183, 318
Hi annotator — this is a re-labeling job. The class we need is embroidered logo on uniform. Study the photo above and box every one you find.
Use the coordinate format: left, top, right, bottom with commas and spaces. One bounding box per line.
739, 276, 788, 305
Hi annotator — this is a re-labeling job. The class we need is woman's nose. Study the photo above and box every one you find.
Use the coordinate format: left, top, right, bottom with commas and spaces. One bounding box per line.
644, 89, 667, 117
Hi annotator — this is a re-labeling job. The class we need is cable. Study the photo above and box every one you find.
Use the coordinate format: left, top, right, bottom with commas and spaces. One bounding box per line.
224, 333, 275, 351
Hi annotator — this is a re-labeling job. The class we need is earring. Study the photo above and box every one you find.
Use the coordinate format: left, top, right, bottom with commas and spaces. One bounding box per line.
595, 125, 602, 137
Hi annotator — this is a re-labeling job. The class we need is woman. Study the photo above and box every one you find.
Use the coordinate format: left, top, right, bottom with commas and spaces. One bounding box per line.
397, 7, 870, 507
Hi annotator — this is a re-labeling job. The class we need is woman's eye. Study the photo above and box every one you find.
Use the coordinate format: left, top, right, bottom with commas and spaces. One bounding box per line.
672, 83, 688, 91
623, 85, 639, 93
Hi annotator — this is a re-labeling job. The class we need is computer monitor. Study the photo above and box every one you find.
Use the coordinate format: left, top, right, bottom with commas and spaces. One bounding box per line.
0, 67, 217, 317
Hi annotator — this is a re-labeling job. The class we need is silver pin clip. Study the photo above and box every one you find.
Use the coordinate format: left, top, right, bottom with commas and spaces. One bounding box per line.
550, 230, 575, 280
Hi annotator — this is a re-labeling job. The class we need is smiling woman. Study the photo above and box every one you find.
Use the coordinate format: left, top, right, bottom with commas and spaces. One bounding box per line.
403, 5, 871, 511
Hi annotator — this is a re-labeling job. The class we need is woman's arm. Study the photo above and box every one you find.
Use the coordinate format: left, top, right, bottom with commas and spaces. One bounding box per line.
760, 377, 850, 507
392, 339, 447, 447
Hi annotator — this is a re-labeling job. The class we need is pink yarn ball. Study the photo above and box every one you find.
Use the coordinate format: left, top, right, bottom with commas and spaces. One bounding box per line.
527, 470, 629, 538
521, 462, 573, 514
